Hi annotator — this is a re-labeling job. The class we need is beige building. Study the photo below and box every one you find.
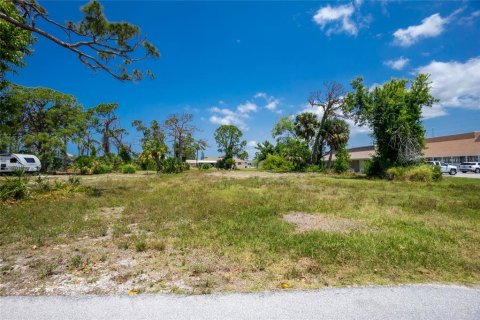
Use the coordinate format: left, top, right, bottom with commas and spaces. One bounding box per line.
186, 157, 253, 168
343, 132, 480, 172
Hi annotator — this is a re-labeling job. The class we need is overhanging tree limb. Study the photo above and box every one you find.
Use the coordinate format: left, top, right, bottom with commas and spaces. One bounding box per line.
0, 0, 160, 81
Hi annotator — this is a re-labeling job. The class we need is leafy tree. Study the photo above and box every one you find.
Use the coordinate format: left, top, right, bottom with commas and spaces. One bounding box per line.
0, 0, 159, 81
323, 118, 350, 168
308, 82, 351, 164
274, 137, 310, 171
0, 0, 33, 85
132, 119, 167, 172
92, 103, 123, 155
0, 84, 83, 170
345, 74, 437, 176
72, 108, 99, 157
214, 125, 247, 161
272, 116, 295, 142
164, 113, 196, 163
254, 140, 275, 164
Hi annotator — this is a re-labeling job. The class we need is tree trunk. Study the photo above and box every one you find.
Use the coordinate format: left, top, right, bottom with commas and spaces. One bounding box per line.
327, 148, 334, 168
196, 149, 199, 167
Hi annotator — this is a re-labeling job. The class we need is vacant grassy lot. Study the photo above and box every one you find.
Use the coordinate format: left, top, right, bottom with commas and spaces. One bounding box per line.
0, 171, 479, 295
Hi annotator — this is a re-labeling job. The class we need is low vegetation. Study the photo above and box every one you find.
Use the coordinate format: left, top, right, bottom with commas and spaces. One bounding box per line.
0, 171, 478, 295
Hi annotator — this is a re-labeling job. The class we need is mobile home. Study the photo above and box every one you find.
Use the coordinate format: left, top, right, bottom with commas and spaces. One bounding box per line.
0, 154, 42, 173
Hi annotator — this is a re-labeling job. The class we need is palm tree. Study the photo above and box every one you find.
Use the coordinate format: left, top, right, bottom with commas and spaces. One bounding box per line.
294, 112, 320, 164
324, 118, 350, 168
194, 139, 208, 167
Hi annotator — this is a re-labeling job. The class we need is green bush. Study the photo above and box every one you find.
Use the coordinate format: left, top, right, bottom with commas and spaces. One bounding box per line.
406, 164, 442, 182
93, 163, 111, 174
199, 163, 211, 170
262, 154, 295, 172
216, 157, 236, 170
333, 146, 350, 173
121, 164, 136, 174
303, 165, 325, 173
386, 164, 442, 182
0, 176, 28, 201
431, 164, 443, 181
386, 166, 407, 181
161, 158, 184, 174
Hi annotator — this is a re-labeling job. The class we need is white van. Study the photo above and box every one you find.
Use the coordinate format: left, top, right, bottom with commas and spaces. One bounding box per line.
0, 154, 42, 173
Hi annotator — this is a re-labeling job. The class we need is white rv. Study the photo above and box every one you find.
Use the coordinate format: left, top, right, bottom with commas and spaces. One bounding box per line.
0, 154, 42, 173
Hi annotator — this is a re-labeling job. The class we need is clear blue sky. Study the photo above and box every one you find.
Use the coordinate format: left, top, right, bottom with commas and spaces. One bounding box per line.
11, 1, 480, 158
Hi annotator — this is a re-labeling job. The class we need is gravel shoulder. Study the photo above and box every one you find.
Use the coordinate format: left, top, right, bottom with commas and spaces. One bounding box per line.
1, 284, 479, 320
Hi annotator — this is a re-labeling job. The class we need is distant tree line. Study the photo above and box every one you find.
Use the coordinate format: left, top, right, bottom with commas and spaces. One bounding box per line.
256, 75, 437, 178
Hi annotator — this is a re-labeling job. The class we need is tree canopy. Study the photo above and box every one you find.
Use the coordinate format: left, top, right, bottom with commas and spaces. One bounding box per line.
0, 0, 33, 85
346, 74, 437, 176
214, 125, 247, 160
0, 0, 159, 81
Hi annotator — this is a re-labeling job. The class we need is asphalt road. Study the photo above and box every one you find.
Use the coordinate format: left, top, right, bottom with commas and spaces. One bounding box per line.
1, 284, 479, 320
449, 172, 480, 179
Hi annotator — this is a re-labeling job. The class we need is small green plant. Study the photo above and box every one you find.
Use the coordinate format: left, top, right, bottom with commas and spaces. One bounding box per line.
68, 175, 81, 186
70, 255, 83, 269
34, 176, 51, 192
135, 238, 147, 252
121, 164, 136, 174
0, 176, 29, 201
149, 239, 166, 251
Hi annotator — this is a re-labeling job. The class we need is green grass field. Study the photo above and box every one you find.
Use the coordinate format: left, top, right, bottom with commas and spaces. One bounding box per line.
0, 171, 479, 294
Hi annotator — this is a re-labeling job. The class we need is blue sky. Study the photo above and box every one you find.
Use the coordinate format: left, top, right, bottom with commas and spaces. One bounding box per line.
11, 1, 480, 158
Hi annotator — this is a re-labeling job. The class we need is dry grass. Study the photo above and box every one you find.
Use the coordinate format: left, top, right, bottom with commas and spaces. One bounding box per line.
0, 170, 479, 295
283, 212, 366, 233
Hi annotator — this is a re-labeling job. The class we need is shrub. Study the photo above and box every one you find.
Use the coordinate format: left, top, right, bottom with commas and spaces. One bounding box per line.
406, 164, 442, 182
333, 146, 351, 174
0, 176, 29, 201
386, 164, 442, 182
93, 164, 111, 174
161, 158, 184, 174
216, 157, 236, 170
303, 165, 325, 173
74, 156, 94, 170
386, 166, 406, 181
199, 163, 211, 170
121, 164, 136, 174
262, 154, 295, 172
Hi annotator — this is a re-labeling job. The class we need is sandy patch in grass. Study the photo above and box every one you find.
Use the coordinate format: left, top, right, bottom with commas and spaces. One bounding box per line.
283, 212, 366, 233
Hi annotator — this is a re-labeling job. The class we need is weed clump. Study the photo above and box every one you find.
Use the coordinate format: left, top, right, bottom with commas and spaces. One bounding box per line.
0, 175, 28, 201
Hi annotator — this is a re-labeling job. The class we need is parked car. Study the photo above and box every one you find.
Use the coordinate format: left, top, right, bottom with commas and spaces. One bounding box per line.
426, 161, 457, 175
458, 162, 480, 173
0, 153, 42, 174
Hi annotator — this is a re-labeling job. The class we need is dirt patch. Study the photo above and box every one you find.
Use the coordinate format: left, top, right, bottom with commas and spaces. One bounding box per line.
97, 206, 125, 220
283, 212, 365, 233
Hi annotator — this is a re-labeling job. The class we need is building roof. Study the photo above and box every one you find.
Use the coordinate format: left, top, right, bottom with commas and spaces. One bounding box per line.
186, 157, 251, 163
327, 132, 480, 161
424, 132, 480, 157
